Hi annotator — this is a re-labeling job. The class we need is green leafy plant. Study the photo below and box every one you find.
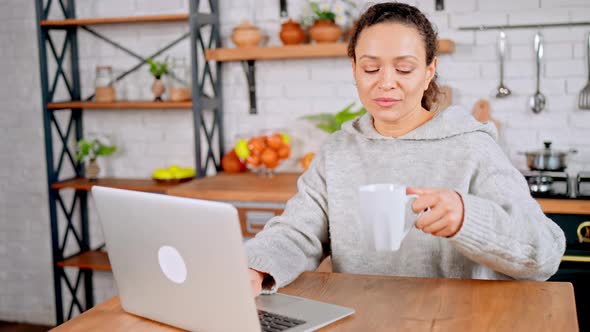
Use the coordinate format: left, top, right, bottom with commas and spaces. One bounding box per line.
301, 0, 357, 27
147, 58, 168, 79
76, 138, 117, 163
309, 1, 336, 21
302, 102, 366, 134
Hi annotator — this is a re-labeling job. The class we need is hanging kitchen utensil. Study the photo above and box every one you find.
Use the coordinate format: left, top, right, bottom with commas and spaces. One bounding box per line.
495, 31, 511, 98
578, 32, 590, 110
529, 32, 546, 113
472, 99, 501, 136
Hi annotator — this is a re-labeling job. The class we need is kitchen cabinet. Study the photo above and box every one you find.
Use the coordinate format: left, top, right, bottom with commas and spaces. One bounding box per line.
547, 213, 590, 332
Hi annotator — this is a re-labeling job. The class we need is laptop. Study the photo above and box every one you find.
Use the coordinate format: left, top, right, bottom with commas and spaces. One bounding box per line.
91, 186, 354, 332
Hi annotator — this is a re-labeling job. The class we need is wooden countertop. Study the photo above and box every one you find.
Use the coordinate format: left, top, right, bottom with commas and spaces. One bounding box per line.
50, 272, 577, 332
167, 172, 590, 214
167, 172, 300, 203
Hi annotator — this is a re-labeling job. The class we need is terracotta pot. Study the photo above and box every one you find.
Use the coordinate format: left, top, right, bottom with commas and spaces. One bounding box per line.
309, 19, 342, 43
151, 78, 165, 101
231, 20, 262, 48
280, 19, 305, 45
86, 159, 100, 181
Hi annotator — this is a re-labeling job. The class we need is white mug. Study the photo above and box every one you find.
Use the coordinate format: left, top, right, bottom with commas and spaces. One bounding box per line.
358, 184, 423, 251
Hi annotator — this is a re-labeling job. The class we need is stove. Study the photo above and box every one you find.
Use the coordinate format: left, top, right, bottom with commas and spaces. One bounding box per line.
520, 170, 590, 199
576, 172, 590, 199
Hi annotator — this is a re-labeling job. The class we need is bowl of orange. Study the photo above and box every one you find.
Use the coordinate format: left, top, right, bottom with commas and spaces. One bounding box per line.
234, 131, 291, 176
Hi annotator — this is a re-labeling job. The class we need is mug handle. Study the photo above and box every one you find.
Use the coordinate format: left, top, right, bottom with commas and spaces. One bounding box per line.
404, 194, 430, 236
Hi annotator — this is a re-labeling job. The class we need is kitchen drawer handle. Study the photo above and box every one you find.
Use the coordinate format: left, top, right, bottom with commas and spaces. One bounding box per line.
577, 221, 590, 243
562, 255, 590, 263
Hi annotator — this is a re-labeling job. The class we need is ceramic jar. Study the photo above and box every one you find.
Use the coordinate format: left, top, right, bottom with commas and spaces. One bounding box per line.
309, 19, 342, 43
151, 79, 165, 101
280, 19, 305, 45
231, 20, 262, 48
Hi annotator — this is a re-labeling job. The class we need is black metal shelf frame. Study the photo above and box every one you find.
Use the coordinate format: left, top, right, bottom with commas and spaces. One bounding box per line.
34, 0, 223, 324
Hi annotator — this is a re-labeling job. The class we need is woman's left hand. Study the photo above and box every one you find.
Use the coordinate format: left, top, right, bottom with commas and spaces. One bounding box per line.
406, 187, 465, 238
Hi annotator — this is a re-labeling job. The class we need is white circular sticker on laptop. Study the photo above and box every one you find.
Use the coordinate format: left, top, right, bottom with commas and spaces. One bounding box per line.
157, 245, 187, 284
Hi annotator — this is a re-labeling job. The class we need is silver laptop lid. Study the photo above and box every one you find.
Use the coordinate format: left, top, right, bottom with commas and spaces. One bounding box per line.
92, 186, 261, 332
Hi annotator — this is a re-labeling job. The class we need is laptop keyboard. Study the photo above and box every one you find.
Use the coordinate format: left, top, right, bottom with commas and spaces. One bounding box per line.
258, 310, 306, 331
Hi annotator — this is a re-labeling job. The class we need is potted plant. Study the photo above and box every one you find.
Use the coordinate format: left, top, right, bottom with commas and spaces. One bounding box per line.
302, 102, 366, 133
299, 102, 365, 170
147, 58, 168, 101
76, 138, 117, 180
302, 0, 356, 43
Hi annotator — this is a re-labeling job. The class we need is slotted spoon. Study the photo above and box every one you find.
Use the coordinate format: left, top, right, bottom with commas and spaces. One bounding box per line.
579, 32, 590, 110
529, 32, 546, 114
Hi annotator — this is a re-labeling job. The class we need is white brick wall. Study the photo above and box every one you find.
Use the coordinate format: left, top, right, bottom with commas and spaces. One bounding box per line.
2, 0, 590, 326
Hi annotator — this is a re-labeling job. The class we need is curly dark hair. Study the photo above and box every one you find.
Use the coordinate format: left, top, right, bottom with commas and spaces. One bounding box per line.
347, 2, 440, 111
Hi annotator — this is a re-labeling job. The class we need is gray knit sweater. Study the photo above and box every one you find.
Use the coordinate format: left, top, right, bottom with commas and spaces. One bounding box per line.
245, 106, 566, 292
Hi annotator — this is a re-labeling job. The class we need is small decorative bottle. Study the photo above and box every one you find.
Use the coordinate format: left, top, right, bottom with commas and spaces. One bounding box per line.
94, 66, 116, 102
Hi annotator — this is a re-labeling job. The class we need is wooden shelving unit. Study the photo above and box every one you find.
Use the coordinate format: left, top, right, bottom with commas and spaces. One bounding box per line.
36, 1, 222, 323
205, 39, 455, 62
40, 13, 188, 27
51, 178, 184, 193
57, 251, 111, 271
47, 101, 192, 110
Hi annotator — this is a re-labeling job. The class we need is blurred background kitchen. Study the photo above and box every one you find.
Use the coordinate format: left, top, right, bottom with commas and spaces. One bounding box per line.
2, 0, 590, 330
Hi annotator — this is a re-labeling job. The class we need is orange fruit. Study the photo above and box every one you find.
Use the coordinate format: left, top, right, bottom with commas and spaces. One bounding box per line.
261, 148, 279, 169
266, 133, 283, 150
300, 152, 315, 171
277, 144, 291, 159
248, 137, 266, 155
246, 154, 261, 167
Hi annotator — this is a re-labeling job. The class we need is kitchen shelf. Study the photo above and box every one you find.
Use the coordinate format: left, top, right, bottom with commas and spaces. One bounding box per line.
47, 101, 192, 110
206, 40, 454, 114
40, 13, 188, 27
57, 251, 111, 271
51, 178, 183, 193
205, 39, 455, 62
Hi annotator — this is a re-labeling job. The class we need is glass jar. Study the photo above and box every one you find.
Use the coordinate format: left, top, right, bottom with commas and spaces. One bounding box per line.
94, 66, 116, 102
167, 57, 192, 102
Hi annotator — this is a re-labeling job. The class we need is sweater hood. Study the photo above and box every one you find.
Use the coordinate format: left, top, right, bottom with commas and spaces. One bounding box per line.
341, 106, 498, 141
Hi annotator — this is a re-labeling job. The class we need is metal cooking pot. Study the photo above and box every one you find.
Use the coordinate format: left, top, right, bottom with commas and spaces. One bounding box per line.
520, 141, 577, 171
528, 175, 553, 194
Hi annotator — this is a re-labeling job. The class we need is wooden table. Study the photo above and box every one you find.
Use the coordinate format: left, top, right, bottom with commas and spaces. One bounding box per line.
50, 272, 577, 332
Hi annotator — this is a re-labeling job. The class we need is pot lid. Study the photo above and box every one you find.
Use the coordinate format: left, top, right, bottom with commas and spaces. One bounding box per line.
527, 141, 576, 157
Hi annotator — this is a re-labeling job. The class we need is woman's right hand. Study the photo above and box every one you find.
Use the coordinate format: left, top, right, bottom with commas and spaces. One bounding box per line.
248, 268, 265, 297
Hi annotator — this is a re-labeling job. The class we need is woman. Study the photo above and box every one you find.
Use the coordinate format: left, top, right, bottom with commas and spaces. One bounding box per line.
246, 2, 565, 296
